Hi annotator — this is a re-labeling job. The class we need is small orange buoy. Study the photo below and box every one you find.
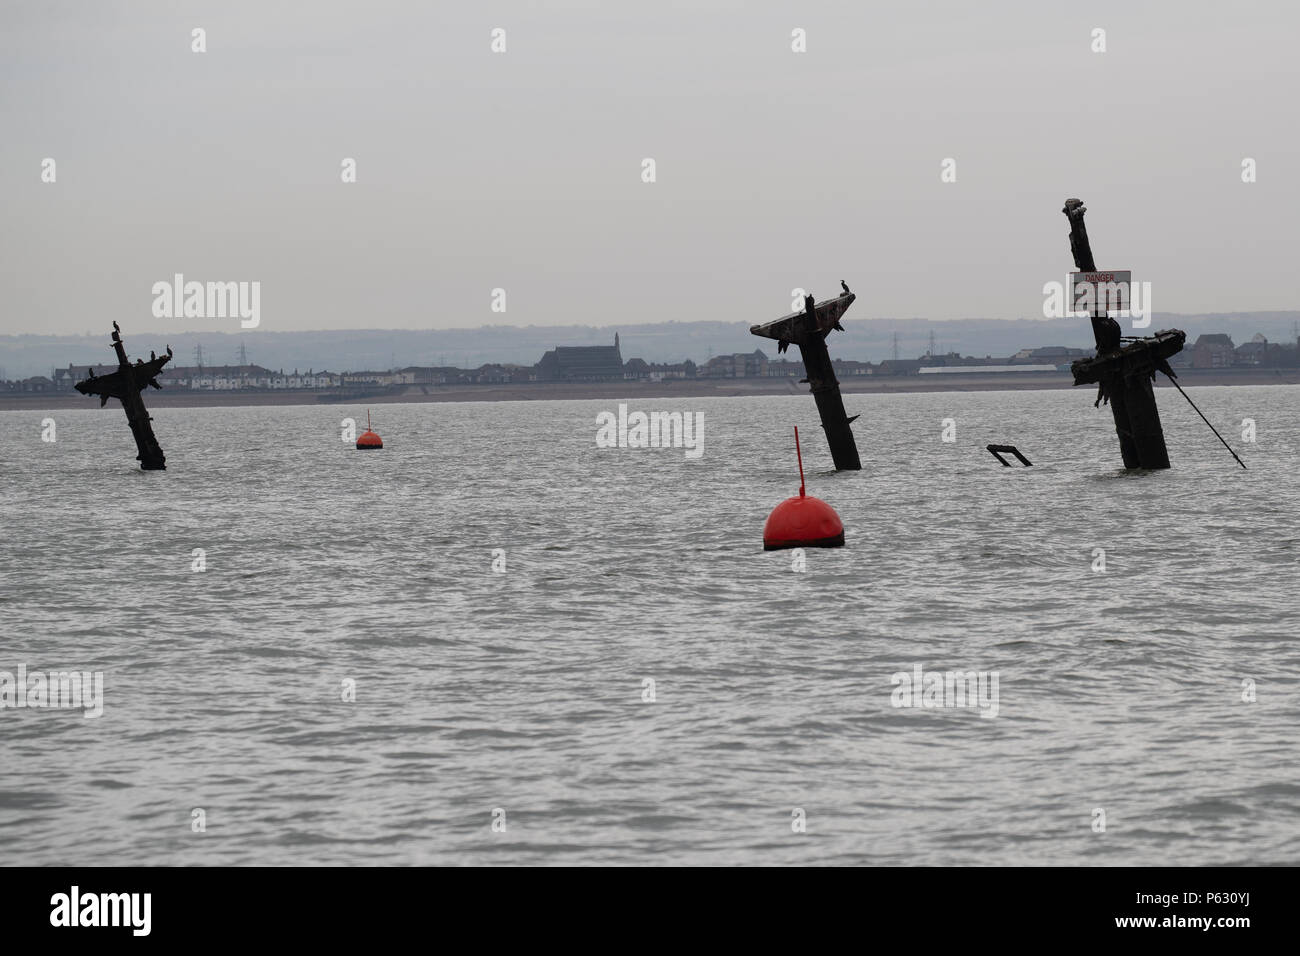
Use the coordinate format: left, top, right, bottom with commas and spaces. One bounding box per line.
356, 409, 383, 450
763, 426, 844, 550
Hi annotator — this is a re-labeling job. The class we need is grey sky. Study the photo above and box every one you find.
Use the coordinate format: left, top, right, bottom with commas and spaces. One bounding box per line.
2, 0, 1296, 337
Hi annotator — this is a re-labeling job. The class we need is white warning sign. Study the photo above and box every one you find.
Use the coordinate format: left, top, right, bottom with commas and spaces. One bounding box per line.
1071, 271, 1131, 315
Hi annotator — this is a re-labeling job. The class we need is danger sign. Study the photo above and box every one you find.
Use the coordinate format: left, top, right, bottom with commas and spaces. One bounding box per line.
1071, 270, 1131, 315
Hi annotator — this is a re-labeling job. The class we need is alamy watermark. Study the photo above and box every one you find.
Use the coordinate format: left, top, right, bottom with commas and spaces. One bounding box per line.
890, 663, 999, 718
595, 403, 704, 458
1042, 272, 1151, 328
152, 273, 260, 328
1, 665, 104, 718
50, 886, 150, 936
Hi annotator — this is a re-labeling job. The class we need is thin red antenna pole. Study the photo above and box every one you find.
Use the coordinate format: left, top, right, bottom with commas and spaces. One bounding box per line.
795, 426, 805, 497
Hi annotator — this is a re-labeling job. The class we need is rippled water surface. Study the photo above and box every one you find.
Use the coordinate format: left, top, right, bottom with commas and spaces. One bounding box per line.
2, 386, 1298, 865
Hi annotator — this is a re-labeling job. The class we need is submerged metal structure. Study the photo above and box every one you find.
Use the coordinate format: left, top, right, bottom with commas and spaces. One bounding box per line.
751, 284, 861, 470
987, 444, 1032, 467
1062, 199, 1184, 469
74, 323, 173, 470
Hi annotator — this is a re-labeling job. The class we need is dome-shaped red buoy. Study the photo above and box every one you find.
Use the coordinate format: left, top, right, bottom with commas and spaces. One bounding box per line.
763, 426, 844, 550
356, 409, 383, 450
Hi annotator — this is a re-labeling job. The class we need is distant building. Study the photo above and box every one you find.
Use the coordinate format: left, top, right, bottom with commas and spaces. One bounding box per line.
876, 359, 924, 376
641, 360, 695, 382
52, 365, 82, 390
766, 358, 805, 377
1010, 345, 1091, 364
399, 366, 463, 385
831, 358, 874, 376
465, 363, 532, 384
155, 364, 285, 389
1234, 334, 1268, 366
918, 364, 1061, 374
1192, 333, 1235, 369
342, 370, 394, 386
535, 334, 624, 381
915, 351, 962, 368
699, 349, 768, 378
52, 363, 118, 390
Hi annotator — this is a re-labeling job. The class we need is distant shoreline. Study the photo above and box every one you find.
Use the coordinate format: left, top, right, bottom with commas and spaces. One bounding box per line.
2, 368, 1296, 411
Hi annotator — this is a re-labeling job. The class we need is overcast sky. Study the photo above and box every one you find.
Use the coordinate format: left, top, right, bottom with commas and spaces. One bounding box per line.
2, 0, 1297, 337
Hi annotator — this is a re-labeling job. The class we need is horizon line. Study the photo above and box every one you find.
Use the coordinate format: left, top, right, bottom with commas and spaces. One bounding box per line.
4, 309, 1299, 340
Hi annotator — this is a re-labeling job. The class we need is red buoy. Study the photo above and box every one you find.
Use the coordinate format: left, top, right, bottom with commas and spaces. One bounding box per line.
763, 426, 844, 550
356, 409, 383, 450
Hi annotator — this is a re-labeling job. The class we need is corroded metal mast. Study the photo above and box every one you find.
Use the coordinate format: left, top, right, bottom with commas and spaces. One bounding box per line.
1062, 199, 1184, 469
751, 285, 861, 470
74, 323, 173, 470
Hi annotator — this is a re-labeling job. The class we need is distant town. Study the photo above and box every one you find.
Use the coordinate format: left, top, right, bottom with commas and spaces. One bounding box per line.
3, 329, 1297, 395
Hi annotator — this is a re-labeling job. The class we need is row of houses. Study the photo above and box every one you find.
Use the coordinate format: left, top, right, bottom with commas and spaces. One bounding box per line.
10, 331, 1298, 393
32, 362, 537, 391
528, 334, 1300, 381
42, 363, 345, 391
1181, 333, 1300, 369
